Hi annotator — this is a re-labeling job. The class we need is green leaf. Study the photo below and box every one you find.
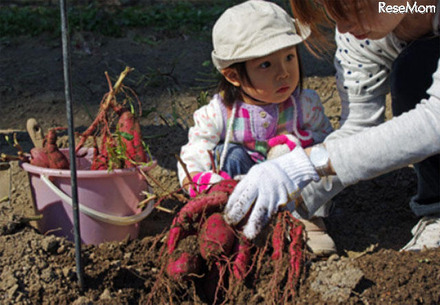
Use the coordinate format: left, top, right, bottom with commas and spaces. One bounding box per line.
120, 132, 134, 141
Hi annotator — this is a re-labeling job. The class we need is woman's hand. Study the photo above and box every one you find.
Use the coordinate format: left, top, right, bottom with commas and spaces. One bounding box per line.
223, 147, 320, 239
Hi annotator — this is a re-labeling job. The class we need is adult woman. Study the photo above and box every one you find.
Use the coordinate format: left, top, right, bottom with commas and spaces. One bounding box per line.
224, 0, 440, 252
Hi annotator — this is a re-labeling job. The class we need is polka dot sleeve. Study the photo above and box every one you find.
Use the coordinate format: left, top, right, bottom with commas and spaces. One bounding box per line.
334, 30, 406, 102
177, 95, 224, 185
326, 30, 408, 141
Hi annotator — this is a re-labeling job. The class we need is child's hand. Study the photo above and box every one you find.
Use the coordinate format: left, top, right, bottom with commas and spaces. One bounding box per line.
296, 128, 314, 147
267, 132, 313, 160
189, 171, 231, 197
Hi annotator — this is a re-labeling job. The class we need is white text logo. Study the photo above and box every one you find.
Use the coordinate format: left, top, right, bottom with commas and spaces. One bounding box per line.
378, 1, 436, 14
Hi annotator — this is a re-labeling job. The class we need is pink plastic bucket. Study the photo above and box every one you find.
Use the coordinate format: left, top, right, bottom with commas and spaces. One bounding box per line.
21, 148, 156, 244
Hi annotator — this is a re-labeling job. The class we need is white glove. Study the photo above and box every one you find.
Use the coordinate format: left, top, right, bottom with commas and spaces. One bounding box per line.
224, 147, 320, 239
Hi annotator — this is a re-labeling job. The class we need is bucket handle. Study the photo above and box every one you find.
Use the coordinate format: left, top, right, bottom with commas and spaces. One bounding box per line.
41, 175, 155, 226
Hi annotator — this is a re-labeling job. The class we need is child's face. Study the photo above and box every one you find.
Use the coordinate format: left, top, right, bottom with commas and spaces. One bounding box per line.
225, 46, 300, 105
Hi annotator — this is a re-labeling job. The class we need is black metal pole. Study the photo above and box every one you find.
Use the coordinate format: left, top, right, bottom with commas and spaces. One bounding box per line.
59, 0, 85, 290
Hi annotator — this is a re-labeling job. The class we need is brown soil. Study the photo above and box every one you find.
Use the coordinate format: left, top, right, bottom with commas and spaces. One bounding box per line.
1, 19, 440, 305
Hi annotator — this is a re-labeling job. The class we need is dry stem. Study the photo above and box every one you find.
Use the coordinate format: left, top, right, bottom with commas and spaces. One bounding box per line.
75, 67, 134, 152
175, 154, 198, 196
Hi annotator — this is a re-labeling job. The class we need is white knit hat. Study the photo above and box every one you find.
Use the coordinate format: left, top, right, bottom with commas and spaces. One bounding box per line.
211, 0, 311, 71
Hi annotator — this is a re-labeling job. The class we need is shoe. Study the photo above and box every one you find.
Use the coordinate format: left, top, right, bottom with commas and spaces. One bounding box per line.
401, 216, 440, 251
301, 217, 337, 256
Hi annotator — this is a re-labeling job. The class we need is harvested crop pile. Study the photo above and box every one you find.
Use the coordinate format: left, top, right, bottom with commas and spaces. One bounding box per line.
75, 66, 150, 170
1, 67, 151, 173
143, 179, 308, 305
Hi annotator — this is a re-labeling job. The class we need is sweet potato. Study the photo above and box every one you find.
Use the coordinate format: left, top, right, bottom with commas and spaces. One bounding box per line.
288, 223, 303, 285
117, 110, 147, 168
44, 129, 69, 169
45, 147, 69, 169
158, 182, 306, 304
271, 213, 285, 261
232, 236, 252, 280
30, 147, 49, 168
165, 235, 201, 281
29, 128, 69, 169
198, 213, 235, 261
166, 183, 234, 255
91, 153, 107, 170
207, 178, 237, 196
91, 133, 110, 170
166, 180, 237, 256
166, 252, 201, 281
166, 222, 186, 255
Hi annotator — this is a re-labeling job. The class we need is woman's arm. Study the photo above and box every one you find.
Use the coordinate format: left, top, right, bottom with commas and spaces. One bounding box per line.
319, 58, 440, 185
326, 30, 406, 142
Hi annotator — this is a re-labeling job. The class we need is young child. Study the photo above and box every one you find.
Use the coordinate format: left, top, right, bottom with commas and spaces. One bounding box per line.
178, 0, 333, 196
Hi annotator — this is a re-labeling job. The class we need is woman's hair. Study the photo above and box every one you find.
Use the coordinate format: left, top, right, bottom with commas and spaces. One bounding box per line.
218, 50, 305, 107
289, 0, 374, 54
